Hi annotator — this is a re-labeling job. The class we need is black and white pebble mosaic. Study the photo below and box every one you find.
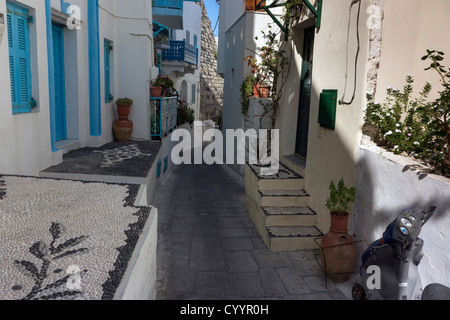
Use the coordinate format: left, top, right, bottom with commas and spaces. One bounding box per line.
0, 176, 151, 300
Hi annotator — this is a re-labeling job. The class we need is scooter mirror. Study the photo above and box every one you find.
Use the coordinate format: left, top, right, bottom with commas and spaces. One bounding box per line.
421, 206, 436, 226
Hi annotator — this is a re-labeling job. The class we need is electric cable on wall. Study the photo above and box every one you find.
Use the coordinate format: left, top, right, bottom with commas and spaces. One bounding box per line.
339, 0, 361, 105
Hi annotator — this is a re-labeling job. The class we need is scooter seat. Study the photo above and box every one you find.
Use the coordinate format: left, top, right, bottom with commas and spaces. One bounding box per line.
422, 284, 450, 300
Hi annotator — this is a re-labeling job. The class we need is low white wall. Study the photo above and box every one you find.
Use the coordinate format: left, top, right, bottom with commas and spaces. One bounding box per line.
115, 206, 158, 300
353, 142, 450, 288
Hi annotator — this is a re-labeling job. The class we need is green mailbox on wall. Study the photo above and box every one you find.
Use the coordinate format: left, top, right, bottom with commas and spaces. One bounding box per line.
318, 89, 338, 130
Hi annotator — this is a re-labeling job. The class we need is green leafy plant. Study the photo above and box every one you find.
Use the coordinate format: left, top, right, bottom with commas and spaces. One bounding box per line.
240, 74, 257, 116
365, 50, 450, 177
116, 98, 133, 106
284, 0, 307, 27
242, 26, 290, 123
151, 75, 174, 89
325, 178, 356, 216
177, 100, 195, 126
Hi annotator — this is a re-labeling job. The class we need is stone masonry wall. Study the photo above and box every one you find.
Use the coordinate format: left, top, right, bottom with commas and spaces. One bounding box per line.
200, 1, 224, 121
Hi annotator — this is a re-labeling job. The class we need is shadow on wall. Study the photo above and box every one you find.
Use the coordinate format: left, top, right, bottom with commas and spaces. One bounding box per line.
352, 145, 450, 288
272, 23, 450, 290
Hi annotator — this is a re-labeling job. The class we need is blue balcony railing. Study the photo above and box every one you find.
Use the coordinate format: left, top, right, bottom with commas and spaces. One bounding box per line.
153, 0, 183, 9
150, 96, 178, 138
162, 40, 198, 66
152, 0, 184, 29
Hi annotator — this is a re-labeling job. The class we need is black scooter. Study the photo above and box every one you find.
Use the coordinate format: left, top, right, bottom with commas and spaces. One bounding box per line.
352, 206, 450, 300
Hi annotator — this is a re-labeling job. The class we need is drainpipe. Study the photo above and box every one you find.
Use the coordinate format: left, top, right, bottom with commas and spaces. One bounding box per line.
45, 0, 57, 152
88, 0, 102, 136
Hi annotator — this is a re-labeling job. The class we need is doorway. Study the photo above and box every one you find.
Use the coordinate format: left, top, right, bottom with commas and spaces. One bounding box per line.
52, 24, 67, 142
295, 27, 315, 158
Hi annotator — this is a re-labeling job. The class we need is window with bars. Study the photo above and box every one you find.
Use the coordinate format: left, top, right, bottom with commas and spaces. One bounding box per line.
7, 1, 33, 114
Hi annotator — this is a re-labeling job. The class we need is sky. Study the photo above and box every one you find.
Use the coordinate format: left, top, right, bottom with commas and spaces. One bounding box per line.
203, 0, 220, 37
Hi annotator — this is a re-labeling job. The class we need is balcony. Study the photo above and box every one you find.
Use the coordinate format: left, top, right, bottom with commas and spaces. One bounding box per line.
152, 0, 183, 30
161, 40, 199, 74
150, 96, 178, 138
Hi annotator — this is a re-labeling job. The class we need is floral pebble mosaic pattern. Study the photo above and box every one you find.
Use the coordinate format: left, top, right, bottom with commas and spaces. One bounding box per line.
0, 176, 151, 300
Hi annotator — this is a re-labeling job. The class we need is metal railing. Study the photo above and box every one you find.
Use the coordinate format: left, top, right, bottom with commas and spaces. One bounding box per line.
150, 96, 178, 138
162, 40, 198, 66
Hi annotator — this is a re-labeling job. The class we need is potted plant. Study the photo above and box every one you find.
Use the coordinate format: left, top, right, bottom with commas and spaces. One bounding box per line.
321, 178, 357, 283
113, 98, 134, 142
244, 56, 271, 98
116, 98, 133, 120
325, 178, 356, 231
151, 75, 174, 97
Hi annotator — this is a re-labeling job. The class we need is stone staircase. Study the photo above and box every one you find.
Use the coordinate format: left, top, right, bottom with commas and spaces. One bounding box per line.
245, 162, 323, 252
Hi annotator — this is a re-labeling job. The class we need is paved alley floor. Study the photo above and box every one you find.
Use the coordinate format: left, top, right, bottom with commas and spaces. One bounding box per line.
154, 162, 349, 300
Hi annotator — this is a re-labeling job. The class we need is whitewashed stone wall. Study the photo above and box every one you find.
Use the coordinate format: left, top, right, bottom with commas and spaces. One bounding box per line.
244, 98, 274, 131
352, 140, 450, 288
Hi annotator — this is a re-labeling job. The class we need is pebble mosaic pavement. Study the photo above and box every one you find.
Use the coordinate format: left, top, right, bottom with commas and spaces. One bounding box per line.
0, 175, 152, 300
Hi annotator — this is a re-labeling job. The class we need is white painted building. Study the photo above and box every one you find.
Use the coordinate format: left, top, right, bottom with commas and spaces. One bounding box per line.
217, 0, 283, 172
169, 0, 201, 119
0, 0, 201, 176
155, 0, 201, 120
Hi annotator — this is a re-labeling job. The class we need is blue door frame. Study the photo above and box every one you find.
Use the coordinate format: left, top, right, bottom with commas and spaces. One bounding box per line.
52, 24, 67, 142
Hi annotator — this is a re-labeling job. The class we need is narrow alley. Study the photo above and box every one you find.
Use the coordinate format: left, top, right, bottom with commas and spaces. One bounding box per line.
154, 160, 348, 300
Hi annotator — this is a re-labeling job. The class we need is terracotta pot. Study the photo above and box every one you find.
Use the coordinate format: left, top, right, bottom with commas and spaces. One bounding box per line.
151, 86, 164, 98
253, 83, 271, 98
320, 212, 356, 283
253, 83, 260, 98
258, 86, 271, 98
330, 212, 350, 233
113, 119, 133, 142
117, 105, 131, 120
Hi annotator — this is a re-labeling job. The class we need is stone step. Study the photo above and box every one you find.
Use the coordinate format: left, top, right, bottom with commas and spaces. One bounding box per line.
267, 226, 323, 252
263, 206, 318, 227
281, 155, 306, 178
259, 189, 310, 207
247, 163, 305, 191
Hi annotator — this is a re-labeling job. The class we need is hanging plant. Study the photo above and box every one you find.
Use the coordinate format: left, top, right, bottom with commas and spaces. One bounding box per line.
284, 0, 307, 26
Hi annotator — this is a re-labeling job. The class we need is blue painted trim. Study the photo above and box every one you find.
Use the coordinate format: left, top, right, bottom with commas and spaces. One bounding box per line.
7, 2, 33, 114
104, 39, 113, 103
60, 0, 71, 13
157, 160, 162, 178
153, 21, 169, 37
45, 0, 58, 152
52, 24, 67, 142
164, 156, 168, 172
88, 0, 102, 136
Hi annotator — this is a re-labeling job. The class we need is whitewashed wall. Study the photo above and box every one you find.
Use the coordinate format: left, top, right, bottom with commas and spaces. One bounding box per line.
0, 0, 156, 176
172, 1, 201, 119
353, 142, 450, 288
100, 0, 154, 142
0, 0, 53, 175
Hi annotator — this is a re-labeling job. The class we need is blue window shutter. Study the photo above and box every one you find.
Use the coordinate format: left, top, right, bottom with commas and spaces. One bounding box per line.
8, 11, 16, 106
104, 40, 113, 103
191, 84, 196, 104
194, 34, 197, 48
7, 2, 32, 114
